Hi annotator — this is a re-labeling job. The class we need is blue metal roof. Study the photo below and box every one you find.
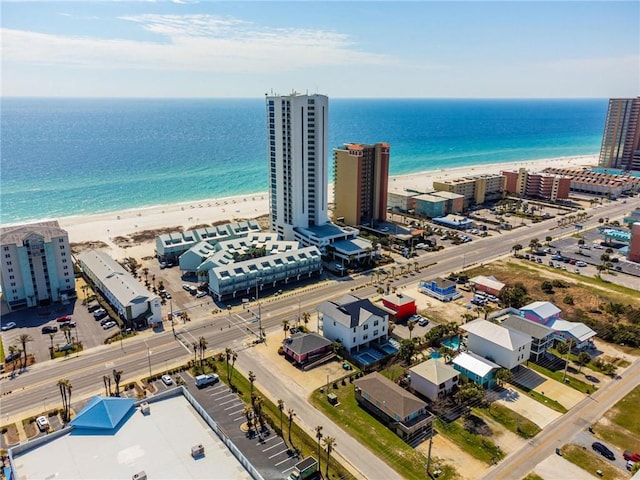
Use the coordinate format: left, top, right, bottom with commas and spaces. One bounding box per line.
70, 396, 136, 431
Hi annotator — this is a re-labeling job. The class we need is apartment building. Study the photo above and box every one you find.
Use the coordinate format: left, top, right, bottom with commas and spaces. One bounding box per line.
1, 221, 75, 311
598, 97, 640, 170
333, 142, 390, 227
432, 173, 503, 208
542, 167, 640, 198
502, 168, 571, 201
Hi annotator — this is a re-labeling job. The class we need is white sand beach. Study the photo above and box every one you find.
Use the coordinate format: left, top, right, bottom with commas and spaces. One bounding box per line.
59, 154, 597, 258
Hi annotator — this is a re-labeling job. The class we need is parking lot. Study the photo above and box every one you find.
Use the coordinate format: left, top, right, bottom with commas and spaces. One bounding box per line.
155, 371, 303, 479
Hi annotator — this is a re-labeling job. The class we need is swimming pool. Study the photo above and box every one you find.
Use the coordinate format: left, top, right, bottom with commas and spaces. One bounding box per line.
430, 351, 442, 359
378, 343, 398, 355
355, 352, 378, 365
441, 335, 461, 350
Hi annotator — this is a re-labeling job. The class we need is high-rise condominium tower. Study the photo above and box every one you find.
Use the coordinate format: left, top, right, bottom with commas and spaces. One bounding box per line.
266, 93, 329, 241
598, 97, 640, 170
333, 142, 390, 226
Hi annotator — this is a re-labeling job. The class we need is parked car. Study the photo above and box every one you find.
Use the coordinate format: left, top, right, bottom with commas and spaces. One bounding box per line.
182, 284, 191, 292
164, 292, 172, 299
60, 321, 76, 328
592, 442, 615, 460
624, 451, 640, 462
36, 416, 50, 432
195, 291, 207, 298
1, 321, 17, 331
4, 352, 21, 363
93, 308, 107, 319
576, 261, 587, 267
55, 315, 72, 323
102, 321, 117, 330
41, 325, 58, 334
195, 374, 219, 388
627, 460, 636, 471
161, 374, 173, 386
418, 318, 429, 327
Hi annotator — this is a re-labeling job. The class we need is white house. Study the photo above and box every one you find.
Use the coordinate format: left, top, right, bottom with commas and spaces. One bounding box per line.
78, 251, 162, 328
409, 358, 459, 401
318, 294, 389, 352
462, 319, 532, 370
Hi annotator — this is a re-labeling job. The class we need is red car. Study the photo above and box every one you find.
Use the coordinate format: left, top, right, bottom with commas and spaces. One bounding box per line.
55, 315, 72, 323
624, 451, 640, 462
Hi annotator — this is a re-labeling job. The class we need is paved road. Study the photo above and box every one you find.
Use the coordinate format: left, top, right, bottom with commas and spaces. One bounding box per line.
480, 357, 640, 480
1, 197, 638, 477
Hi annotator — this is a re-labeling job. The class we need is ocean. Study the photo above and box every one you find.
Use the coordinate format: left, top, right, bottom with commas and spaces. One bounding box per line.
0, 98, 607, 225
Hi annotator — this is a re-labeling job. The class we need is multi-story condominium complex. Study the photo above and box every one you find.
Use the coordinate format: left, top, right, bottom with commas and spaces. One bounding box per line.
78, 250, 162, 327
628, 222, 640, 263
432, 173, 503, 208
542, 167, 640, 198
266, 92, 329, 241
333, 142, 390, 227
462, 319, 532, 370
1, 221, 75, 311
598, 97, 640, 170
502, 168, 571, 201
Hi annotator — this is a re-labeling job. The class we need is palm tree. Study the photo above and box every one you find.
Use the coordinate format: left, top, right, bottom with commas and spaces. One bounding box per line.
254, 395, 265, 433
103, 375, 112, 396
545, 236, 553, 246
511, 244, 523, 257
407, 320, 416, 340
142, 267, 149, 283
314, 425, 324, 473
192, 342, 198, 366
198, 336, 208, 366
282, 319, 290, 340
322, 436, 336, 478
113, 369, 123, 397
301, 311, 311, 331
61, 325, 72, 345
277, 399, 285, 438
18, 333, 33, 370
413, 261, 419, 273
230, 351, 238, 384
243, 405, 253, 433
248, 371, 257, 403
528, 238, 540, 252
287, 408, 296, 446
57, 378, 72, 422
225, 347, 232, 382
390, 265, 397, 279
49, 333, 55, 359
577, 351, 591, 373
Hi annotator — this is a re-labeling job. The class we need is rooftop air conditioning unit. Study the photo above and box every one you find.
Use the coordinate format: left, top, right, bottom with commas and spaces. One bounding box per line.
191, 444, 205, 458
132, 471, 147, 480
140, 402, 150, 415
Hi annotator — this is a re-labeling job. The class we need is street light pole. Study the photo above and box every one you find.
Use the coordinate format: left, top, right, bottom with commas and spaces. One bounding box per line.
146, 344, 152, 378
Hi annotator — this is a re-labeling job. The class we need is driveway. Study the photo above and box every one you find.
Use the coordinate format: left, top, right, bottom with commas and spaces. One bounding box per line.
495, 387, 562, 429
513, 366, 586, 409
532, 453, 598, 480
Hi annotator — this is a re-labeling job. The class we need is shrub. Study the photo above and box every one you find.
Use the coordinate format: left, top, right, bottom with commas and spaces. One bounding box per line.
563, 295, 574, 305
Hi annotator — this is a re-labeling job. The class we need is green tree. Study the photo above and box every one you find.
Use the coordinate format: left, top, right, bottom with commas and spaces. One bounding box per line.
301, 311, 311, 330
577, 351, 591, 373
248, 371, 257, 404
287, 408, 296, 446
315, 425, 324, 474
511, 244, 523, 257
18, 333, 33, 371
407, 320, 416, 340
57, 378, 73, 422
397, 339, 415, 365
198, 336, 208, 366
541, 281, 554, 294
282, 319, 290, 340
495, 368, 514, 387
323, 436, 336, 478
499, 283, 529, 308
545, 236, 553, 246
113, 369, 123, 397
277, 399, 285, 439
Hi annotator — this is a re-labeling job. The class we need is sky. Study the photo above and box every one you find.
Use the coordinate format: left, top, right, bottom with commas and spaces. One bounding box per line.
1, 1, 638, 98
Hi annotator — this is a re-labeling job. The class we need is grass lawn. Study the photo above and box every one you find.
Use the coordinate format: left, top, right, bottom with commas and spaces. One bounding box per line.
476, 404, 541, 439
207, 359, 356, 480
560, 444, 626, 480
594, 385, 640, 451
526, 361, 594, 394
435, 418, 504, 465
522, 473, 544, 480
309, 381, 441, 480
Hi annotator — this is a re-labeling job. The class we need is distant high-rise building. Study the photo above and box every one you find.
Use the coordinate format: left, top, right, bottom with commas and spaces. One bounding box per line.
502, 168, 571, 201
266, 93, 329, 241
598, 97, 640, 170
333, 142, 390, 226
1, 221, 75, 311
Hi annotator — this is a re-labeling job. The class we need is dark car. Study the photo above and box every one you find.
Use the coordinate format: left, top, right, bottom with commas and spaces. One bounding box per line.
592, 442, 615, 460
41, 325, 58, 334
4, 352, 21, 363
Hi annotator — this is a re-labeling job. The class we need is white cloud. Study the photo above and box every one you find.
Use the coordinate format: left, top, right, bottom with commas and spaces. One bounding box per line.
1, 14, 395, 73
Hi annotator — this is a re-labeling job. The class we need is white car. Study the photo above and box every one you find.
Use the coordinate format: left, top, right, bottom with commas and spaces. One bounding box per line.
161, 374, 174, 386
576, 261, 587, 267
36, 416, 50, 432
1, 322, 17, 331
102, 321, 117, 330
195, 291, 207, 298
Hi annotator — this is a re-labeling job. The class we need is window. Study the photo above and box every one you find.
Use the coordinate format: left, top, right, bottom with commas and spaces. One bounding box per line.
373, 330, 378, 336
353, 337, 356, 343
374, 320, 379, 326
363, 334, 368, 340
363, 324, 369, 330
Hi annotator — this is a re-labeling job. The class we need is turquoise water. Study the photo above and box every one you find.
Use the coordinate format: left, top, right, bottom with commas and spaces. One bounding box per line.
591, 167, 640, 177
1, 98, 607, 224
442, 335, 462, 350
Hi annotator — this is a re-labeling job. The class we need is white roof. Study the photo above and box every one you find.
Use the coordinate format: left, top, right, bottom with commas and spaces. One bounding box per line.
469, 275, 505, 291
548, 319, 597, 342
521, 301, 561, 319
453, 352, 501, 377
12, 394, 252, 480
410, 358, 459, 384
463, 319, 531, 351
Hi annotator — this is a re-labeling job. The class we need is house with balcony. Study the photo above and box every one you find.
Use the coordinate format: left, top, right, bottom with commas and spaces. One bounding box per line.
318, 294, 389, 353
354, 372, 433, 443
462, 319, 532, 370
418, 277, 462, 302
518, 301, 596, 349
452, 351, 501, 388
409, 359, 459, 402
501, 315, 554, 362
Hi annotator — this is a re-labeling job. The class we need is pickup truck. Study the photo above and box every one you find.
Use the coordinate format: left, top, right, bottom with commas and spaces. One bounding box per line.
624, 450, 640, 462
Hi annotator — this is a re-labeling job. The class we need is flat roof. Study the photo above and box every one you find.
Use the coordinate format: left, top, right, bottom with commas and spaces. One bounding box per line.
12, 393, 252, 480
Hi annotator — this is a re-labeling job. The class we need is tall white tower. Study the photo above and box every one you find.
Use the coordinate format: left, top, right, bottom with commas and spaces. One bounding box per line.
266, 92, 329, 241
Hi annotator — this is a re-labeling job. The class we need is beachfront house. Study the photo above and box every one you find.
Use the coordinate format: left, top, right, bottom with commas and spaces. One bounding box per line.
282, 332, 334, 368
462, 319, 532, 370
418, 277, 462, 302
518, 301, 597, 349
501, 315, 554, 362
354, 372, 433, 443
78, 250, 162, 328
452, 351, 501, 388
380, 292, 417, 321
318, 294, 388, 353
409, 359, 459, 402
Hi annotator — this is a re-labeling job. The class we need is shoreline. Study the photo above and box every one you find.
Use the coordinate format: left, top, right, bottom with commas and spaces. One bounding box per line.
34, 153, 597, 258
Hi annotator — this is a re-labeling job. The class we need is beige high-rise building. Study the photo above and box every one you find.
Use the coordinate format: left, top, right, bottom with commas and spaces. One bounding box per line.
333, 143, 390, 226
598, 97, 640, 170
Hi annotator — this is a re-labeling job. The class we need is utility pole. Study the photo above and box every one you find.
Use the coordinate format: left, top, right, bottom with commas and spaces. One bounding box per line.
562, 338, 574, 382
426, 425, 434, 476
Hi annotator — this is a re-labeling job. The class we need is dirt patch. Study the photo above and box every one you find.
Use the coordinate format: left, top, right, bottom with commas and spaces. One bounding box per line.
1, 424, 19, 447
417, 431, 488, 480
70, 240, 110, 254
